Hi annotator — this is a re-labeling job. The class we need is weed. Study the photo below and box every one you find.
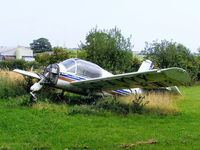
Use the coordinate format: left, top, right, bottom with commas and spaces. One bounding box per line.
95, 95, 148, 115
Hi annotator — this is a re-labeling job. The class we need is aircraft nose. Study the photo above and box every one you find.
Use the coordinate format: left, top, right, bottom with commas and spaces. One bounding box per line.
43, 63, 60, 85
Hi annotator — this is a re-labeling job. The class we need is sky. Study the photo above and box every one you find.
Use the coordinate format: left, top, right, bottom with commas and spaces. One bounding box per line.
0, 0, 200, 52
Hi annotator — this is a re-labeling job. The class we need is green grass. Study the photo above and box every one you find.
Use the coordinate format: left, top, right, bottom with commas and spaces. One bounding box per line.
0, 86, 200, 150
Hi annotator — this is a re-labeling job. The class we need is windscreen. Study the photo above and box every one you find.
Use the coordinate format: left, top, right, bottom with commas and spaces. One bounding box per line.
76, 59, 102, 78
60, 59, 76, 73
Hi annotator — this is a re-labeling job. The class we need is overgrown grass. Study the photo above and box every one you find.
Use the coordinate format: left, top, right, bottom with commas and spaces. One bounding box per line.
144, 93, 180, 115
0, 86, 200, 149
0, 70, 181, 116
0, 70, 27, 98
2, 70, 200, 149
118, 93, 180, 115
32, 101, 69, 113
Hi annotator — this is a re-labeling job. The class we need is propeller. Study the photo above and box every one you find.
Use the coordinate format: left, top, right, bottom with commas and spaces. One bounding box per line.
29, 63, 60, 102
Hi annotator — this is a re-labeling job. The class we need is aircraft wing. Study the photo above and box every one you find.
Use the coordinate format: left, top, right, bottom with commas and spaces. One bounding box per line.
71, 67, 191, 92
13, 69, 41, 79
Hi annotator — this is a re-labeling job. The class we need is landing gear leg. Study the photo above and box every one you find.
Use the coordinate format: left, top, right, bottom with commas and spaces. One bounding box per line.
30, 91, 37, 103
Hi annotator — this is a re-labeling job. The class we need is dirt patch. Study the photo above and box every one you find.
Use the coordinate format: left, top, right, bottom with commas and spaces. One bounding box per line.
120, 139, 158, 148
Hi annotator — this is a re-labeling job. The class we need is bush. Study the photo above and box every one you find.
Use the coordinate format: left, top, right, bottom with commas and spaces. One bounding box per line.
0, 59, 40, 70
68, 95, 148, 115
80, 27, 133, 74
144, 40, 199, 81
95, 95, 148, 115
35, 47, 69, 66
25, 61, 40, 70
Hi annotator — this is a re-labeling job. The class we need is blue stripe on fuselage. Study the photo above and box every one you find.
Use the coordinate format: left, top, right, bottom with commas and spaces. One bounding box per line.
59, 73, 130, 95
114, 90, 130, 95
60, 73, 86, 81
116, 89, 130, 94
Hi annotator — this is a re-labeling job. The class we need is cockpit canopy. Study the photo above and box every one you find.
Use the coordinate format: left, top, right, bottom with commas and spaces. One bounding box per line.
59, 58, 104, 78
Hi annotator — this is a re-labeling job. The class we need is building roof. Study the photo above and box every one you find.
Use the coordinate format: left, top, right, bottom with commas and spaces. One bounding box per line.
0, 46, 15, 53
0, 46, 33, 57
0, 46, 32, 53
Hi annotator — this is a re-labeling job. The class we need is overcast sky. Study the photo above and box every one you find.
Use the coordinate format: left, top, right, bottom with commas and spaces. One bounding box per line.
0, 0, 200, 52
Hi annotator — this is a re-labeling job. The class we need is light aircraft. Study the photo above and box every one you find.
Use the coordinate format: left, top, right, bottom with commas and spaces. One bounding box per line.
13, 58, 191, 102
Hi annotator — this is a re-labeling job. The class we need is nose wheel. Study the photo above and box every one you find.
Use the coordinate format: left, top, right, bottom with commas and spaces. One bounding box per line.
30, 92, 37, 103
28, 63, 59, 103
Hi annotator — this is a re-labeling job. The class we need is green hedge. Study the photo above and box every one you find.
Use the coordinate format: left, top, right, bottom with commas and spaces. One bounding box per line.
0, 59, 40, 70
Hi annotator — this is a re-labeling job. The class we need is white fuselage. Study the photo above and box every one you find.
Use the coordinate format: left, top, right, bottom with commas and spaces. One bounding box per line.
54, 63, 141, 96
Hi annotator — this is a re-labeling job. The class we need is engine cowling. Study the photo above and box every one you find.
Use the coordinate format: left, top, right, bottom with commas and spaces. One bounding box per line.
43, 63, 60, 85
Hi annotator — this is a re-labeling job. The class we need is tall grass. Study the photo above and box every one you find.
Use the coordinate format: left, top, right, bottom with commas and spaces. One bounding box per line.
0, 70, 181, 116
144, 93, 180, 115
68, 93, 180, 116
0, 70, 27, 98
119, 93, 180, 115
31, 101, 69, 113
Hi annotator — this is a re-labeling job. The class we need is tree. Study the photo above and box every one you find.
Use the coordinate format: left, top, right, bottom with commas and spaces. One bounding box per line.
30, 38, 52, 53
35, 47, 69, 66
50, 47, 69, 63
130, 56, 142, 72
144, 40, 199, 81
77, 50, 88, 60
80, 27, 133, 74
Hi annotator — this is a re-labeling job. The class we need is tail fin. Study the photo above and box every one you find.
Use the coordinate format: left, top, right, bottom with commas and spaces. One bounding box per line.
137, 60, 182, 95
138, 60, 154, 72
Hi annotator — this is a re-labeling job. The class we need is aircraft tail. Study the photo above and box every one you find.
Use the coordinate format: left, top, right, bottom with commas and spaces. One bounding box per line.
137, 60, 182, 95
138, 60, 154, 72
166, 86, 182, 95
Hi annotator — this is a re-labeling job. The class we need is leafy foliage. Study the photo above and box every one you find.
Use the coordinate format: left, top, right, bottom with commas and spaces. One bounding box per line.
144, 40, 199, 81
95, 95, 148, 115
77, 50, 88, 60
80, 27, 134, 74
30, 38, 52, 53
0, 59, 40, 70
35, 47, 69, 66
130, 56, 142, 72
68, 95, 148, 115
196, 55, 200, 80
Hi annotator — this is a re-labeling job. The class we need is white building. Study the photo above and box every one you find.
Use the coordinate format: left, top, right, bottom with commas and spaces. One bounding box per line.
0, 46, 35, 61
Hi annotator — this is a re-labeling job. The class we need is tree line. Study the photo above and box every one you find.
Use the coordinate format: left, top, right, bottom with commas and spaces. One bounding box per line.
28, 27, 200, 81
